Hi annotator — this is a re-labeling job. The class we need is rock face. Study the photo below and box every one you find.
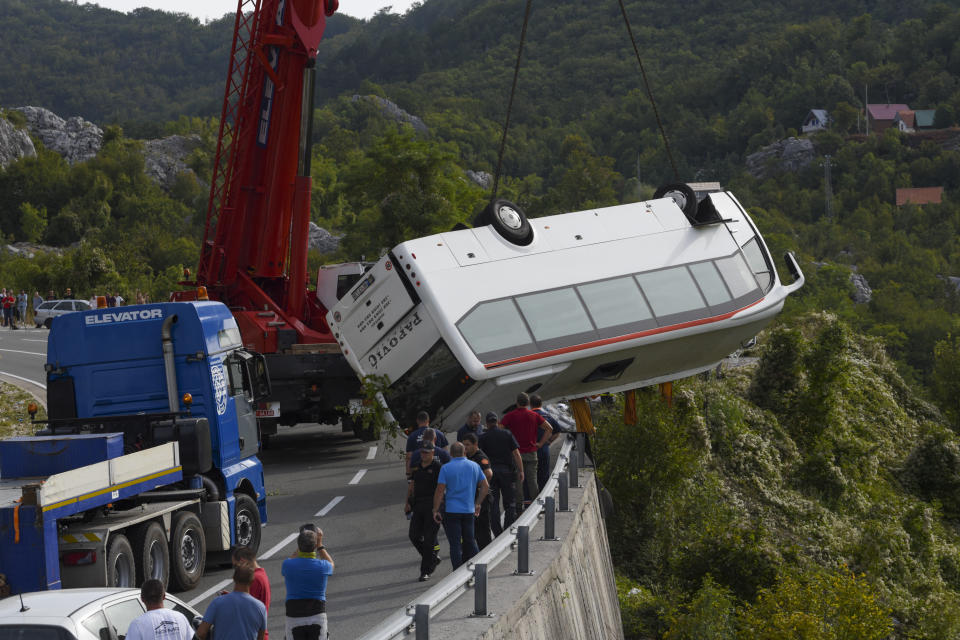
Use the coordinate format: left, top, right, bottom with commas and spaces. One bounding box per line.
142, 135, 201, 190
351, 95, 428, 134
308, 223, 341, 254
0, 116, 36, 169
745, 137, 817, 179
466, 169, 492, 190
850, 272, 872, 304
12, 106, 103, 165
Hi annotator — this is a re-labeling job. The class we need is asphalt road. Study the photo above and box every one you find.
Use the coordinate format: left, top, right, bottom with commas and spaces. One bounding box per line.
0, 324, 455, 638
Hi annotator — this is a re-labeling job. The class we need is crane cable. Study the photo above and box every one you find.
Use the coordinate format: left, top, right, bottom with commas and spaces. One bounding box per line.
491, 0, 681, 200
490, 0, 534, 202
617, 0, 679, 181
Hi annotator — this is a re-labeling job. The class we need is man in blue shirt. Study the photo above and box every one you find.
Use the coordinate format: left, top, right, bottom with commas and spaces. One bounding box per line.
405, 411, 449, 475
196, 565, 267, 640
432, 442, 489, 569
282, 528, 334, 640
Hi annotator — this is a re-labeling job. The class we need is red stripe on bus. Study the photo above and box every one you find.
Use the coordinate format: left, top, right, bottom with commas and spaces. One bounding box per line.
484, 298, 766, 370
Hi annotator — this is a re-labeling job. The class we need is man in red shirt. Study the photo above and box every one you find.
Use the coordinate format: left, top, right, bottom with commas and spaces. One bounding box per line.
501, 392, 552, 511
232, 546, 271, 638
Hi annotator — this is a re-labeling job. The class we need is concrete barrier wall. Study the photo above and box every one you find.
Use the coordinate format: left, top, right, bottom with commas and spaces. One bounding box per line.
429, 470, 623, 640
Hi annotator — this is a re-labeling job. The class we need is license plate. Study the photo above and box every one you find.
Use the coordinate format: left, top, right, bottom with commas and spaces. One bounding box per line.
255, 402, 281, 418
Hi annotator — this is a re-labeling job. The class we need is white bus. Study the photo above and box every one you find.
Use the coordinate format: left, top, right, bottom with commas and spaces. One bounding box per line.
327, 186, 804, 430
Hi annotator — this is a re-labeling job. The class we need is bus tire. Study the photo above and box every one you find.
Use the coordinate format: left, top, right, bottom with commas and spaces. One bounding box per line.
132, 521, 170, 588
475, 199, 533, 245
44, 318, 52, 329
106, 534, 136, 588
169, 512, 206, 592
346, 415, 376, 442
234, 494, 261, 553
653, 183, 698, 221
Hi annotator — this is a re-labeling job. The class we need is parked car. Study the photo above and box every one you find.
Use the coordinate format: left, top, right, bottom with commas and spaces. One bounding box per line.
34, 299, 92, 329
0, 587, 202, 639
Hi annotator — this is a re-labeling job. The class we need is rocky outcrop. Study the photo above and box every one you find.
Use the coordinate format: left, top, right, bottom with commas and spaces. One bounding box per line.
308, 223, 341, 254
850, 272, 872, 304
466, 169, 492, 190
745, 137, 816, 179
12, 106, 102, 165
142, 135, 201, 190
351, 95, 428, 134
0, 116, 36, 168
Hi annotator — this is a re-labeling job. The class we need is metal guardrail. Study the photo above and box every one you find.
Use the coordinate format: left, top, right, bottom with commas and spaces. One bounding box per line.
358, 435, 582, 640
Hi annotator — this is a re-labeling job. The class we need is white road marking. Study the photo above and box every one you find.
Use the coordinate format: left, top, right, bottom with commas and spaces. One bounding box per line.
348, 469, 367, 485
22, 339, 47, 343
315, 496, 344, 517
187, 578, 232, 607
0, 371, 46, 388
260, 532, 299, 560
0, 348, 45, 356
366, 446, 377, 460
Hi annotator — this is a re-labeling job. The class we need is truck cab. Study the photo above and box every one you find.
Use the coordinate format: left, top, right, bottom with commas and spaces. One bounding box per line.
0, 301, 271, 595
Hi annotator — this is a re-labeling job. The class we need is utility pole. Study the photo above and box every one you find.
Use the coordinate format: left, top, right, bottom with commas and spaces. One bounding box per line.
824, 154, 835, 219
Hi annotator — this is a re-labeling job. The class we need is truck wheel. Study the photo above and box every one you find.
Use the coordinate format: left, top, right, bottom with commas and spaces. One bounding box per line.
44, 318, 52, 329
345, 415, 376, 441
106, 534, 136, 588
169, 512, 206, 592
132, 521, 170, 587
234, 494, 261, 553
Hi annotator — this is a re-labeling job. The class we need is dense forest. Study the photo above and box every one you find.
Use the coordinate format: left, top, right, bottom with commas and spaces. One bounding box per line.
5, 0, 960, 636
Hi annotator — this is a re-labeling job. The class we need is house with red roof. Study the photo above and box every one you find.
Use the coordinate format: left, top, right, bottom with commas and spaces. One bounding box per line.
896, 187, 943, 206
867, 104, 910, 133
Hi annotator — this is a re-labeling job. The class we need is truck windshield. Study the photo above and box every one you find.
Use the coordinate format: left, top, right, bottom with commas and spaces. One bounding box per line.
382, 340, 475, 426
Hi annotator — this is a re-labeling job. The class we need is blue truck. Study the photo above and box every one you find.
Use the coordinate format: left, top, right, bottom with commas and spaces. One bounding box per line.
0, 301, 270, 595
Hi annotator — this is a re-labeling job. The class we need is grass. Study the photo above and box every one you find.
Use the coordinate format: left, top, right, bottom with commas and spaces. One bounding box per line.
0, 381, 46, 439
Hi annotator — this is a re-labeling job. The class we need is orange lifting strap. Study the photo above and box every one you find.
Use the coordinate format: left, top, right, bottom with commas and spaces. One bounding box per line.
623, 390, 638, 425
571, 398, 595, 434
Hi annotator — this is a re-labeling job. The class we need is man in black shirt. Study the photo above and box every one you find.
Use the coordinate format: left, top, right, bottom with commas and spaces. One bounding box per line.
405, 443, 442, 581
461, 432, 493, 549
478, 412, 523, 535
457, 410, 484, 442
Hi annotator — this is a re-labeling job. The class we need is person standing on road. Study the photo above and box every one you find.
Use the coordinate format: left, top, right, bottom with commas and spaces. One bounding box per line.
461, 432, 493, 549
479, 412, 524, 534
196, 564, 267, 640
501, 393, 551, 511
530, 394, 563, 493
125, 578, 193, 640
456, 410, 484, 442
282, 527, 334, 640
406, 441, 443, 581
405, 411, 449, 475
233, 546, 271, 639
408, 428, 451, 470
15, 291, 26, 327
2, 291, 16, 330
432, 442, 489, 569
32, 291, 42, 323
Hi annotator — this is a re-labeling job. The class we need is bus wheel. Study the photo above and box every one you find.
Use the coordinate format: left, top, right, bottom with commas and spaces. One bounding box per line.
234, 494, 262, 553
132, 521, 170, 587
475, 199, 533, 246
346, 415, 376, 441
653, 183, 698, 221
169, 512, 206, 592
106, 534, 136, 588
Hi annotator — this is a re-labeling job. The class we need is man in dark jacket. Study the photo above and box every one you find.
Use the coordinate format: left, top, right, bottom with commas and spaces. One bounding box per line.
405, 442, 443, 581
478, 412, 524, 535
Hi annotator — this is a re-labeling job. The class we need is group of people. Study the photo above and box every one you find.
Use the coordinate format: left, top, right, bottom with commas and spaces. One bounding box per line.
0, 289, 29, 329
125, 524, 334, 640
404, 392, 563, 581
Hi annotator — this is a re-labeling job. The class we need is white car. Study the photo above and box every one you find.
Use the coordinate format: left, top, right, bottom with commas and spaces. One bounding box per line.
0, 587, 202, 639
34, 299, 93, 329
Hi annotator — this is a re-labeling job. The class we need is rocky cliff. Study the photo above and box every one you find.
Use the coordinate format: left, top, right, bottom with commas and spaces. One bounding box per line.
0, 116, 36, 169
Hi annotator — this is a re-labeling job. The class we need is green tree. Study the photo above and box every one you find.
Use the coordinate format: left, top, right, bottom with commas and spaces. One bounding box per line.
18, 203, 47, 243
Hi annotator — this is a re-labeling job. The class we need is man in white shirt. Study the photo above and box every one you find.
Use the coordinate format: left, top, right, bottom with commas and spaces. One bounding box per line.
125, 579, 194, 640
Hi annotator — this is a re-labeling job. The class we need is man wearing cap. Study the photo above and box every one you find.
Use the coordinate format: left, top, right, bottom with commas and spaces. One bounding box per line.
432, 442, 489, 569
407, 428, 451, 470
405, 411, 449, 476
479, 411, 524, 534
405, 441, 443, 581
281, 528, 334, 640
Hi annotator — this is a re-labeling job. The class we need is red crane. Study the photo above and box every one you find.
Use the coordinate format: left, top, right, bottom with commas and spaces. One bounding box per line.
177, 0, 369, 439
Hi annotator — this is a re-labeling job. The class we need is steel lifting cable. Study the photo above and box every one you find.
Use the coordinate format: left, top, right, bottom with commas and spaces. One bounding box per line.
617, 0, 679, 181
492, 0, 680, 200
490, 0, 534, 202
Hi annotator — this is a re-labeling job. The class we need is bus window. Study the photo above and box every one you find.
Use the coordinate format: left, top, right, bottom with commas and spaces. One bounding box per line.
715, 254, 759, 299
635, 266, 706, 321
688, 261, 732, 307
741, 238, 773, 292
458, 299, 535, 360
515, 288, 595, 346
576, 276, 654, 338
383, 340, 474, 425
